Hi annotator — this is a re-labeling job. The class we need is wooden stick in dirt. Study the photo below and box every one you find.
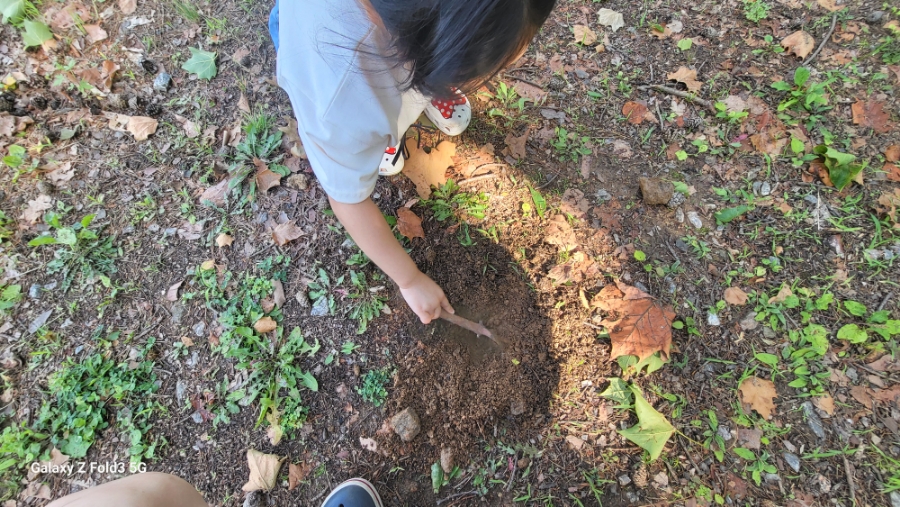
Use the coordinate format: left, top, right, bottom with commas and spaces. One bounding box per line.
637, 85, 716, 112
440, 310, 493, 338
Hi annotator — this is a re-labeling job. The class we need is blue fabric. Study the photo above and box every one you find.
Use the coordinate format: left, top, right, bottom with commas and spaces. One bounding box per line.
268, 0, 279, 52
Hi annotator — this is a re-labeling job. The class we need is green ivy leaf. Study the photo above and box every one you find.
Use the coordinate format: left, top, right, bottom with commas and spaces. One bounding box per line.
634, 250, 647, 262
181, 47, 218, 81
836, 324, 867, 344
528, 186, 546, 219
431, 462, 444, 494
22, 19, 52, 48
675, 150, 688, 161
28, 235, 58, 247
600, 377, 633, 408
714, 205, 753, 225
618, 386, 675, 461
677, 38, 693, 51
843, 300, 867, 317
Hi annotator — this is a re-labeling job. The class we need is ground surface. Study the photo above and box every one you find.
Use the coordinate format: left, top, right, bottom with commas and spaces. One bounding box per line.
1, 0, 900, 506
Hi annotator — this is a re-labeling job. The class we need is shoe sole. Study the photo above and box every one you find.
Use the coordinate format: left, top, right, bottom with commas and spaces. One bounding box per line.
320, 478, 384, 507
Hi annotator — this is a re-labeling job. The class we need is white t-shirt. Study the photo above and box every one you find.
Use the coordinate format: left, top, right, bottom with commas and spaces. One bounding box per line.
275, 0, 429, 203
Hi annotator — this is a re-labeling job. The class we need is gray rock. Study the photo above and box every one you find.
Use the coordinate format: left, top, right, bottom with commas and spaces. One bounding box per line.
707, 312, 721, 326
28, 284, 42, 299
759, 181, 772, 196
634, 282, 649, 293
762, 326, 776, 339
310, 297, 329, 317
192, 321, 206, 337
716, 425, 732, 441
890, 491, 900, 507
764, 473, 781, 485
740, 312, 759, 331
867, 11, 886, 23
783, 452, 801, 473
675, 208, 685, 223
804, 194, 819, 205
865, 248, 883, 260
175, 380, 186, 404
618, 474, 632, 486
596, 189, 612, 202
667, 192, 685, 208
295, 290, 310, 308
801, 401, 826, 440
191, 412, 203, 424
170, 303, 186, 324
243, 491, 266, 507
391, 408, 421, 442
574, 68, 589, 80
548, 76, 567, 91
285, 174, 308, 190
153, 72, 172, 92
28, 310, 52, 334
687, 211, 703, 229
440, 448, 454, 474
638, 177, 674, 205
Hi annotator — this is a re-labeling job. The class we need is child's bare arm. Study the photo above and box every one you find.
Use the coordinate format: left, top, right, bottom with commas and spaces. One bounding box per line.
329, 196, 454, 323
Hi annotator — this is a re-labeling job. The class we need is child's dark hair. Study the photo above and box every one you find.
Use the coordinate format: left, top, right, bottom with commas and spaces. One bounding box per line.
369, 0, 556, 96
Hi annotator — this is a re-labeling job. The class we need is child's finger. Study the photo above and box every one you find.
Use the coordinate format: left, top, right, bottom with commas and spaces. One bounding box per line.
440, 297, 455, 315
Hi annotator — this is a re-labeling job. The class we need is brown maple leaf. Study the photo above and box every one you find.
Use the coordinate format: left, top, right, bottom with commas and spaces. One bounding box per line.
396, 207, 425, 240
592, 281, 676, 362
272, 221, 304, 245
739, 377, 777, 419
548, 251, 598, 285
622, 101, 651, 124
403, 139, 455, 199
851, 100, 893, 134
254, 158, 282, 193
666, 67, 703, 93
288, 459, 314, 491
781, 30, 815, 59
503, 130, 529, 160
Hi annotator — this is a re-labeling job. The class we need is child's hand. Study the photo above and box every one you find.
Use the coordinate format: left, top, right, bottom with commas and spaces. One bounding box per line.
399, 271, 455, 324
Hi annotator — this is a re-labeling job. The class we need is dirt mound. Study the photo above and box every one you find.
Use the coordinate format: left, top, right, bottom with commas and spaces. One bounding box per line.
383, 225, 558, 461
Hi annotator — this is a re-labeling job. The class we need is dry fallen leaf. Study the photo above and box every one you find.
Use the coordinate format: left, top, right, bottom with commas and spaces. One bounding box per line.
254, 158, 282, 193
180, 336, 194, 347
739, 377, 777, 419
253, 316, 277, 334
0, 115, 14, 137
548, 251, 599, 285
768, 285, 794, 304
724, 287, 748, 306
573, 25, 598, 45
238, 93, 251, 113
813, 393, 835, 415
272, 280, 286, 309
84, 24, 108, 43
851, 100, 893, 134
359, 436, 378, 452
49, 447, 69, 466
402, 139, 455, 199
511, 81, 547, 103
592, 281, 676, 362
166, 281, 183, 302
650, 24, 672, 39
544, 215, 578, 252
215, 234, 234, 247
22, 195, 53, 224
849, 385, 874, 407
200, 179, 229, 206
503, 129, 529, 160
118, 0, 137, 14
46, 162, 75, 185
667, 67, 703, 92
597, 8, 625, 32
561, 188, 590, 220
272, 221, 304, 245
622, 101, 652, 124
242, 449, 285, 492
288, 461, 313, 491
127, 116, 159, 141
279, 118, 307, 159
817, 0, 844, 11
781, 31, 815, 59
886, 145, 900, 163
396, 207, 425, 240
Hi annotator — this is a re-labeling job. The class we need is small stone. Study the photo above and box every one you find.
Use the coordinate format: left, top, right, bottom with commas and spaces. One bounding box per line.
285, 174, 308, 190
243, 490, 266, 507
440, 448, 454, 474
634, 282, 649, 293
707, 312, 721, 327
867, 11, 886, 23
717, 425, 732, 441
618, 474, 632, 486
596, 189, 612, 202
667, 192, 685, 208
687, 211, 703, 229
390, 408, 421, 442
783, 452, 801, 473
170, 303, 186, 324
639, 177, 674, 205
510, 398, 526, 416
548, 76, 566, 91
889, 491, 900, 507
740, 312, 759, 331
175, 380, 186, 403
28, 310, 52, 334
804, 194, 819, 205
865, 248, 883, 260
192, 321, 206, 337
675, 208, 685, 223
762, 326, 776, 339
574, 68, 589, 80
295, 291, 310, 308
28, 284, 42, 299
153, 72, 172, 92
759, 181, 772, 196
191, 412, 203, 424
0, 349, 22, 370
764, 473, 781, 485
310, 297, 329, 317
801, 401, 826, 440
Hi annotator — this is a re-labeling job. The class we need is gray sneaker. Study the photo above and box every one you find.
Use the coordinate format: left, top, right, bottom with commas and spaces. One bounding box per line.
321, 478, 383, 507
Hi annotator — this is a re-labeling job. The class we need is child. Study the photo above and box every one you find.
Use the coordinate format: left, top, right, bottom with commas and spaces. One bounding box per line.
269, 0, 556, 324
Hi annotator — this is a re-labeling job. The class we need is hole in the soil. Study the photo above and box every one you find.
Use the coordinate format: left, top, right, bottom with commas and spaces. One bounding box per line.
437, 307, 503, 365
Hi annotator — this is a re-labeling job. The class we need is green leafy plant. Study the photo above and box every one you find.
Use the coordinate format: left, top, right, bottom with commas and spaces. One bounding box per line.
0, 0, 51, 48
617, 385, 675, 460
697, 410, 725, 462
308, 267, 343, 316
771, 67, 833, 115
812, 145, 865, 191
550, 127, 592, 162
347, 270, 387, 334
425, 180, 489, 223
733, 448, 777, 486
28, 214, 118, 292
743, 0, 771, 22
341, 341, 360, 355
181, 47, 218, 80
0, 284, 22, 314
357, 369, 391, 407
35, 337, 161, 461
528, 185, 547, 219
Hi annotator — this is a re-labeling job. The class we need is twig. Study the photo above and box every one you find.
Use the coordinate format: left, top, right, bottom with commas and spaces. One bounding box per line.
803, 14, 838, 67
436, 490, 479, 506
439, 310, 493, 339
877, 291, 894, 312
843, 455, 857, 507
536, 172, 560, 190
637, 85, 716, 112
506, 452, 518, 491
504, 74, 545, 91
459, 173, 499, 187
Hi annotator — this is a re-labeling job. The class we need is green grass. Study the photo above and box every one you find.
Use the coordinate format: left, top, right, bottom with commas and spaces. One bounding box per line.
347, 270, 387, 334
